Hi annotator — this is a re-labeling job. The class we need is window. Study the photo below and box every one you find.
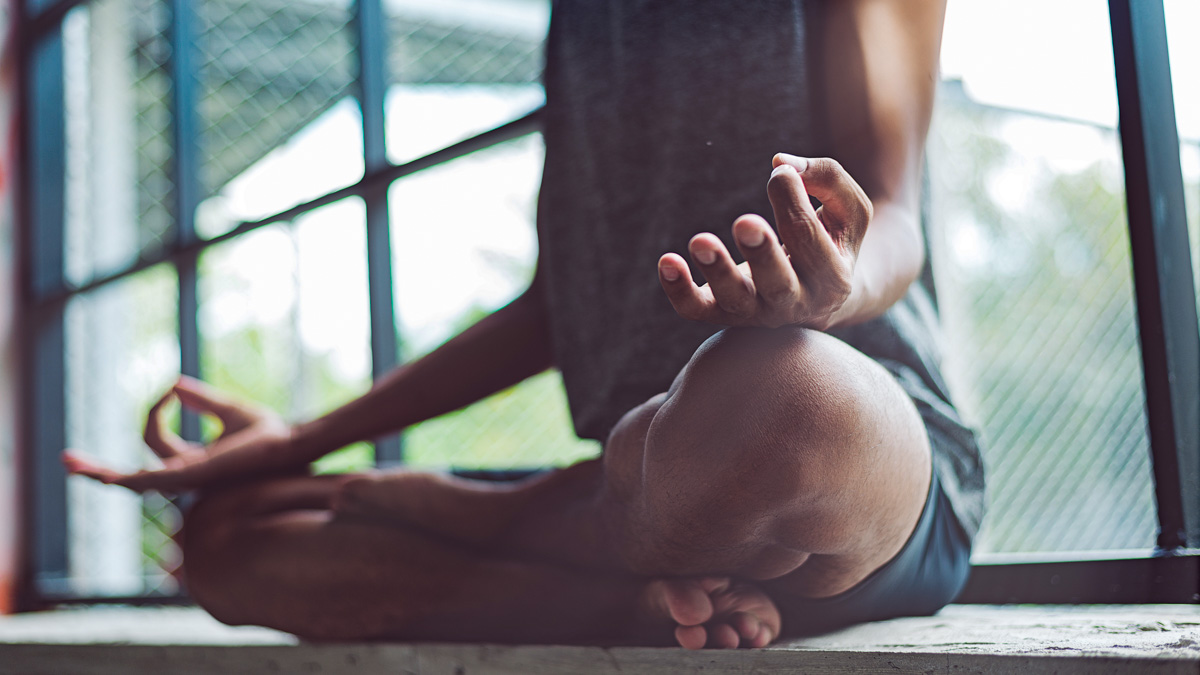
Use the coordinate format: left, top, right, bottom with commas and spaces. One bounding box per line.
17, 0, 1197, 605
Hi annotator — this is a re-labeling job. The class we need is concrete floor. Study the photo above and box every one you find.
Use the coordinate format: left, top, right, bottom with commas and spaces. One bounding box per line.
0, 604, 1197, 674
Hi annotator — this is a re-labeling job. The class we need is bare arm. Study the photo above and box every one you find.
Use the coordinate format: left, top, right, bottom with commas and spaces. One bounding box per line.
66, 273, 555, 492
819, 0, 945, 326
657, 0, 946, 329
291, 272, 554, 460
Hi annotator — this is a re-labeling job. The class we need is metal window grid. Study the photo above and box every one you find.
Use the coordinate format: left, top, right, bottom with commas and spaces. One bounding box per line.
12, 0, 1199, 607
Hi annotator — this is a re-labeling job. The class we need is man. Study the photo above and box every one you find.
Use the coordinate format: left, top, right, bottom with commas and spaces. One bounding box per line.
66, 0, 984, 648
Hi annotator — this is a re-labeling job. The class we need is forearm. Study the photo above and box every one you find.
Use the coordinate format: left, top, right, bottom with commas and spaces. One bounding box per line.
828, 200, 924, 328
290, 275, 554, 462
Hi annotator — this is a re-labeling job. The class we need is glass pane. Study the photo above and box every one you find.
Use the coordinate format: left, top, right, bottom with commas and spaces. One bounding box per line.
385, 0, 548, 164
61, 0, 175, 284
389, 135, 600, 469
195, 0, 362, 233
199, 199, 373, 472
933, 0, 1155, 555
1164, 0, 1200, 319
65, 265, 180, 596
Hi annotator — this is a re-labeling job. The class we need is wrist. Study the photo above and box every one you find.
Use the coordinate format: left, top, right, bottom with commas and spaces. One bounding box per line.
287, 417, 333, 462
824, 263, 873, 330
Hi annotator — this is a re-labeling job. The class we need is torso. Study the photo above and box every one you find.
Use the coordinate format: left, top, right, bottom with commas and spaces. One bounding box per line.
539, 0, 985, 541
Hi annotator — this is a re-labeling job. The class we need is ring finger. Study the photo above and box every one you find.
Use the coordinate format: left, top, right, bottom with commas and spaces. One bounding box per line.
688, 233, 756, 318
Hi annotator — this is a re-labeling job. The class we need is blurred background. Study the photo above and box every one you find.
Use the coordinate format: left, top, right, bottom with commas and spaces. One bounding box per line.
39, 0, 1200, 597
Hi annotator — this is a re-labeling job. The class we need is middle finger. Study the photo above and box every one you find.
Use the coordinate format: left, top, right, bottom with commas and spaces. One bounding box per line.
731, 214, 802, 309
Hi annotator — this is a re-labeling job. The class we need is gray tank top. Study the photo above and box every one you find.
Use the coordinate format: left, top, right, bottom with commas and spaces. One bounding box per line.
537, 0, 985, 538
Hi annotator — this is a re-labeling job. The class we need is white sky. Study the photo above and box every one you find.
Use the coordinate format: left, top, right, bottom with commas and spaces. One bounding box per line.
198, 0, 1199, 382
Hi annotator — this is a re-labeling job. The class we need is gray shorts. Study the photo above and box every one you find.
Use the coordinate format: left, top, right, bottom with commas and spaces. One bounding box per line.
774, 466, 973, 636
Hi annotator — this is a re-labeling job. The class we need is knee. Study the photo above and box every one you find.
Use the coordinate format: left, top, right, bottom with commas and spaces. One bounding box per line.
636, 327, 926, 562
652, 327, 890, 483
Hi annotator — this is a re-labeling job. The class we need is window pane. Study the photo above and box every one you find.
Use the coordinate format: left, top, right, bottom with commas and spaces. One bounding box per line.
199, 199, 374, 472
389, 135, 600, 469
384, 0, 547, 164
194, 0, 362, 233
61, 0, 174, 285
933, 0, 1156, 554
1164, 0, 1200, 323
65, 265, 179, 596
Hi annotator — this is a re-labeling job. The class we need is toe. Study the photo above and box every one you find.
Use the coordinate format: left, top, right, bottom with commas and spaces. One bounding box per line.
675, 624, 708, 650
663, 580, 715, 627
730, 611, 761, 646
708, 622, 740, 649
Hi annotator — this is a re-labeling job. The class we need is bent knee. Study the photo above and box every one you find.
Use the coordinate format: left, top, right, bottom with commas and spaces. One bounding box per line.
640, 327, 929, 555
654, 326, 920, 475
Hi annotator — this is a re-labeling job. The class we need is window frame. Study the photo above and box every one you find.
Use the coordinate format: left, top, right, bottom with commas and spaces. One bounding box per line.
14, 0, 1198, 608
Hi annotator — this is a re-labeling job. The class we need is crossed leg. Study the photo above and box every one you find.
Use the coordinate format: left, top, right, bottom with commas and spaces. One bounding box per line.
181, 326, 931, 646
181, 473, 648, 643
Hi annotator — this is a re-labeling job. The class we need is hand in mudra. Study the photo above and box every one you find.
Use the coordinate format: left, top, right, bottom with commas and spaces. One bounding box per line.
658, 155, 872, 330
63, 377, 298, 493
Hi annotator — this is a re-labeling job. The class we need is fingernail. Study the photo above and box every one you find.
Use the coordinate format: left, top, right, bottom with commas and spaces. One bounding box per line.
771, 163, 796, 178
737, 226, 765, 248
659, 261, 680, 282
693, 248, 717, 265
776, 153, 809, 172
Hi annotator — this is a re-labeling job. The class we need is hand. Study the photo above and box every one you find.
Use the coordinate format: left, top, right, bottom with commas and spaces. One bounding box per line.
63, 377, 300, 493
658, 155, 873, 330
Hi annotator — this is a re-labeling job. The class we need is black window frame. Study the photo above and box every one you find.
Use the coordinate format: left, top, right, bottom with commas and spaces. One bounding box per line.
13, 0, 1198, 608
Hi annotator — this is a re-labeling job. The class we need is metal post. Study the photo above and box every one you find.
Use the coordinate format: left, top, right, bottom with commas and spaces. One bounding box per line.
353, 0, 402, 464
22, 19, 70, 597
1109, 0, 1200, 551
167, 0, 202, 443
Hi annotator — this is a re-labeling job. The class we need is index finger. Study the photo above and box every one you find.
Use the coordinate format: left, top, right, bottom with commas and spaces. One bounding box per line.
173, 376, 259, 434
772, 154, 872, 243
144, 390, 195, 459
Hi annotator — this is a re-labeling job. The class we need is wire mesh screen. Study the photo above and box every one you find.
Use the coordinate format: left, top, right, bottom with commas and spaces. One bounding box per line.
389, 135, 601, 469
198, 202, 374, 474
64, 266, 181, 596
382, 0, 591, 468
385, 0, 547, 163
193, 0, 361, 231
61, 0, 187, 596
58, 0, 174, 286
927, 82, 1158, 554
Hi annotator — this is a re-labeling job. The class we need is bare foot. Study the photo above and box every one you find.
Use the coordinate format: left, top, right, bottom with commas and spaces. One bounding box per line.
331, 471, 520, 547
638, 577, 781, 649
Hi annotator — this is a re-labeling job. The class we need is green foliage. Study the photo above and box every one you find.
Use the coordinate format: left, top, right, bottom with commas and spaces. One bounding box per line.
404, 369, 601, 469
929, 101, 1176, 553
